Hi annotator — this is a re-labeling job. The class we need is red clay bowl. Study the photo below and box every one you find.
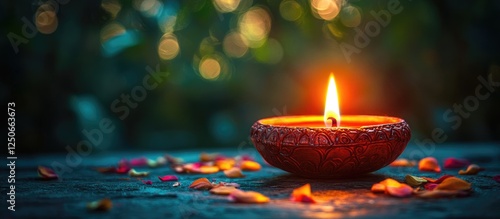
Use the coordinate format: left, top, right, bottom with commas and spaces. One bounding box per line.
250, 115, 411, 178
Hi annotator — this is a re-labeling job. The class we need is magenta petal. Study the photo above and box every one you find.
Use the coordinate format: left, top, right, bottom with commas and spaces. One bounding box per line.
130, 157, 148, 166
116, 166, 131, 174
424, 183, 439, 191
158, 175, 179, 182
494, 175, 500, 183
444, 158, 470, 169
142, 180, 153, 185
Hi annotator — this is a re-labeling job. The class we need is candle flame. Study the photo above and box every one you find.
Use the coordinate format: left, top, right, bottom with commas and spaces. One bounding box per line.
324, 73, 340, 127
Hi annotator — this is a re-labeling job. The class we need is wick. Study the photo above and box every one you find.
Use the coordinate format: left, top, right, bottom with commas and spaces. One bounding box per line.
327, 117, 337, 127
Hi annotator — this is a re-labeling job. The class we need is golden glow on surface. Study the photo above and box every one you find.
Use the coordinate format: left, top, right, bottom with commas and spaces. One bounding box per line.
310, 0, 341, 21
239, 7, 271, 48
213, 0, 241, 13
280, 0, 303, 21
158, 34, 180, 60
36, 4, 58, 34
258, 115, 405, 128
324, 74, 341, 127
199, 57, 221, 80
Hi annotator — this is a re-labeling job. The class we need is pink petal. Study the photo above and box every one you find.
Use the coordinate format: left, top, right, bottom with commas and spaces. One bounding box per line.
494, 175, 500, 183
115, 165, 131, 174
158, 175, 179, 182
38, 166, 58, 180
424, 175, 453, 184
444, 158, 470, 169
385, 184, 413, 198
142, 180, 153, 185
424, 183, 438, 191
130, 157, 148, 166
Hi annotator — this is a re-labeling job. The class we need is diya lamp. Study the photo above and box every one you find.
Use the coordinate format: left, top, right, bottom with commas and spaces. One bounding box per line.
250, 74, 411, 178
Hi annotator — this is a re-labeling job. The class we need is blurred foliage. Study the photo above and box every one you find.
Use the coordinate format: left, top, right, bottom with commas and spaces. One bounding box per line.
2, 0, 500, 153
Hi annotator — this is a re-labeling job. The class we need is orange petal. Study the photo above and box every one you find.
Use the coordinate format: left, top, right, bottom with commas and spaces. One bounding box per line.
379, 178, 401, 187
371, 183, 386, 193
87, 198, 112, 211
418, 157, 441, 172
240, 161, 261, 171
291, 184, 316, 203
389, 159, 416, 167
38, 166, 58, 180
435, 177, 471, 191
215, 159, 235, 170
199, 166, 220, 174
458, 164, 484, 175
128, 169, 150, 177
189, 177, 213, 190
224, 167, 245, 178
210, 186, 238, 195
228, 189, 270, 203
415, 189, 469, 198
386, 183, 413, 198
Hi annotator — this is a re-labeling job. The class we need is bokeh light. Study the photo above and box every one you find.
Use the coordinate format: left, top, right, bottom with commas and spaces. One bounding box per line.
101, 0, 122, 19
100, 22, 126, 43
340, 5, 361, 27
36, 4, 58, 34
279, 0, 303, 22
213, 0, 241, 13
252, 38, 284, 64
158, 33, 180, 60
310, 0, 341, 21
239, 6, 271, 48
133, 0, 163, 17
199, 57, 221, 80
223, 32, 248, 58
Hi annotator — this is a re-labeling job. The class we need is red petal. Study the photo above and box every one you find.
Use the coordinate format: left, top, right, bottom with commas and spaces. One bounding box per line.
158, 175, 179, 182
444, 158, 470, 169
291, 194, 316, 203
142, 180, 153, 185
424, 175, 453, 184
129, 157, 148, 166
424, 183, 438, 191
38, 166, 58, 180
494, 175, 500, 183
115, 165, 131, 174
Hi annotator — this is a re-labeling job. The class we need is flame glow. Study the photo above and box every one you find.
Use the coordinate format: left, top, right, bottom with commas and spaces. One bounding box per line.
324, 74, 340, 127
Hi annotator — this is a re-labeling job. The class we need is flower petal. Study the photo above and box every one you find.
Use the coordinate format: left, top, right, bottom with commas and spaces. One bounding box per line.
142, 180, 153, 185
129, 157, 148, 166
389, 159, 416, 167
415, 189, 469, 198
128, 169, 150, 177
418, 157, 441, 173
158, 175, 179, 182
38, 166, 58, 180
200, 153, 218, 162
444, 158, 470, 169
164, 154, 183, 165
405, 175, 428, 187
424, 183, 438, 191
291, 184, 316, 203
228, 189, 270, 203
189, 178, 213, 190
210, 186, 238, 195
240, 161, 261, 171
116, 165, 131, 174
224, 167, 245, 178
173, 182, 181, 187
87, 198, 112, 211
435, 177, 471, 191
386, 184, 413, 198
215, 159, 235, 171
458, 164, 485, 175
371, 183, 386, 193
423, 175, 453, 184
494, 175, 500, 183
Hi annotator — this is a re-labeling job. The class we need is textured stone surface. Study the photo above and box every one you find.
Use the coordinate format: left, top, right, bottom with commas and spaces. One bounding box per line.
2, 144, 500, 218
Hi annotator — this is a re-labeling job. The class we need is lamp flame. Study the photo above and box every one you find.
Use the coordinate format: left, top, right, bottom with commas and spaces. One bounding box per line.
324, 73, 340, 127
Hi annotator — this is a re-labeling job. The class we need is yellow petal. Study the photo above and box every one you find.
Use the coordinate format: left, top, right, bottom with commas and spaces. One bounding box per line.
189, 177, 213, 190
435, 177, 471, 191
418, 157, 441, 173
87, 198, 112, 211
371, 183, 386, 193
228, 189, 270, 203
210, 186, 238, 195
240, 161, 261, 171
379, 178, 401, 187
224, 167, 245, 178
215, 159, 235, 170
199, 166, 220, 174
290, 184, 316, 203
127, 169, 149, 177
405, 175, 428, 187
458, 164, 484, 175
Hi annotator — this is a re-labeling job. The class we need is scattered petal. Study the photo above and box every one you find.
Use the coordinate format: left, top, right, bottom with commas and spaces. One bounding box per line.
129, 157, 148, 166
458, 164, 485, 175
386, 183, 413, 198
87, 198, 112, 211
444, 158, 470, 169
371, 183, 386, 193
147, 159, 162, 168
228, 189, 270, 204
379, 178, 401, 187
415, 189, 469, 198
189, 178, 213, 190
405, 175, 428, 187
38, 166, 58, 180
210, 186, 238, 195
158, 175, 179, 182
200, 153, 218, 162
164, 154, 183, 165
435, 177, 471, 191
423, 175, 453, 184
389, 159, 416, 167
173, 182, 181, 187
240, 161, 261, 171
419, 157, 441, 173
424, 183, 438, 191
142, 180, 153, 185
494, 175, 500, 183
128, 169, 150, 177
198, 166, 220, 174
96, 166, 117, 173
291, 184, 316, 203
215, 159, 235, 170
224, 167, 245, 178
116, 165, 131, 174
